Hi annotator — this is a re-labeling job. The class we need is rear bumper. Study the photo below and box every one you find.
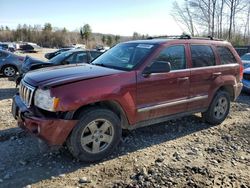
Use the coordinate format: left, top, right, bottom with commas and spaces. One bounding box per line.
234, 82, 243, 100
12, 95, 77, 146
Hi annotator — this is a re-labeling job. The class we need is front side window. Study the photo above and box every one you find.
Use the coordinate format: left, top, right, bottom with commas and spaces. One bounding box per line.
90, 51, 102, 59
74, 52, 88, 63
191, 45, 215, 67
49, 51, 73, 64
153, 45, 186, 71
217, 46, 237, 64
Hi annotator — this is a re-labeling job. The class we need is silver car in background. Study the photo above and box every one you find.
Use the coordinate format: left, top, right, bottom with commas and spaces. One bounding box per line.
0, 50, 24, 77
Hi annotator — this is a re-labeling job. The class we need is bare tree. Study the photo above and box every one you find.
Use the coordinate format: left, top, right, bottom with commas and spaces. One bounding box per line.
171, 1, 196, 35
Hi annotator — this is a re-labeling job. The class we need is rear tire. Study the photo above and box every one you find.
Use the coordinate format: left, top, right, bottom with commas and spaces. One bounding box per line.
202, 91, 230, 125
2, 65, 17, 77
67, 108, 122, 162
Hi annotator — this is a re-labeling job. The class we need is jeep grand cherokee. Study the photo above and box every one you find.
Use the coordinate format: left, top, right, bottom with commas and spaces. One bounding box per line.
12, 36, 243, 162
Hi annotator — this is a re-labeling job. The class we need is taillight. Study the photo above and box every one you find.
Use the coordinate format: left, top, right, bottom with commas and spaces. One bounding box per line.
240, 64, 243, 80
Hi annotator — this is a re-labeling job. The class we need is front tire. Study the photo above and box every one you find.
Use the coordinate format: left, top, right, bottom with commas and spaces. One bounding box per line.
2, 65, 17, 77
202, 91, 230, 125
67, 108, 122, 162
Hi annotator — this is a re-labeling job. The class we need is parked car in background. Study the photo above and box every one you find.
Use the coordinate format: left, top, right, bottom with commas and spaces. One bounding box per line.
0, 42, 15, 52
12, 36, 243, 162
44, 48, 73, 59
19, 43, 41, 53
16, 49, 103, 84
242, 68, 250, 93
0, 49, 24, 77
241, 53, 250, 69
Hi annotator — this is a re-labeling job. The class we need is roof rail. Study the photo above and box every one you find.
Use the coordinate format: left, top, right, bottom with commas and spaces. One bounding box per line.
147, 35, 223, 41
147, 34, 191, 40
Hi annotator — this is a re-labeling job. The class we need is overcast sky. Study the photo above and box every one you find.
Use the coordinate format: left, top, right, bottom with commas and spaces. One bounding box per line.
0, 0, 184, 36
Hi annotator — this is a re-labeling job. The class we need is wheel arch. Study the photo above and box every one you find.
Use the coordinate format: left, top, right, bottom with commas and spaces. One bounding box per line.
72, 100, 130, 129
217, 85, 234, 101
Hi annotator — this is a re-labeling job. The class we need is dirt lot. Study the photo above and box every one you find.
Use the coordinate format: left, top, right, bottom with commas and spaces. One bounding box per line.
15, 48, 55, 60
0, 76, 249, 188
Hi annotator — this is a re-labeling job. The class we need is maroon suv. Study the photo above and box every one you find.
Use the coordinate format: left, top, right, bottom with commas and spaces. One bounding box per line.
12, 36, 243, 162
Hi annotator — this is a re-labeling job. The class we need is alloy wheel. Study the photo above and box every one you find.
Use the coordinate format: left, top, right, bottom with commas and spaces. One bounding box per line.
214, 96, 228, 119
3, 66, 16, 77
80, 119, 114, 154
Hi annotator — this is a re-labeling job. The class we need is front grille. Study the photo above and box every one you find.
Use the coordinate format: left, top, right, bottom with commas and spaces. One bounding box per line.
19, 80, 35, 107
243, 73, 250, 80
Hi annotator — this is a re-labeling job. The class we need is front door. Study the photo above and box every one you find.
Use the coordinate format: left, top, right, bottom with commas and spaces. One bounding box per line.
136, 45, 190, 122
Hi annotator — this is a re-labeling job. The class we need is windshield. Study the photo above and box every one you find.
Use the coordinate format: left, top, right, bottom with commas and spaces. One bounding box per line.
91, 43, 155, 71
241, 54, 250, 61
49, 51, 73, 64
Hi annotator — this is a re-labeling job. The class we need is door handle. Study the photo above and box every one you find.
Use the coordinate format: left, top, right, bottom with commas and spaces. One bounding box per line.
212, 72, 222, 78
177, 77, 189, 81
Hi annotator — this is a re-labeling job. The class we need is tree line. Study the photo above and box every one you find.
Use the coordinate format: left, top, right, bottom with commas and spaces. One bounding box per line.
0, 23, 122, 48
172, 0, 250, 45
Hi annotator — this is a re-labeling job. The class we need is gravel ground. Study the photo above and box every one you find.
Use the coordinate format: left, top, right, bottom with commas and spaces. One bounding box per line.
0, 77, 249, 188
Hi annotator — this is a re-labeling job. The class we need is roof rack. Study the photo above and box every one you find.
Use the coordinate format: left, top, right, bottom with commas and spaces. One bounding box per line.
147, 34, 191, 40
147, 35, 223, 41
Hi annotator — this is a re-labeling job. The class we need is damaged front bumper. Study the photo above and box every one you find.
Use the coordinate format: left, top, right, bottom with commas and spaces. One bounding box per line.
12, 95, 77, 146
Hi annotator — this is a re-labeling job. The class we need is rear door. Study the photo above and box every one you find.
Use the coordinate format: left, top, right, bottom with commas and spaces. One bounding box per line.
188, 44, 220, 111
136, 45, 190, 122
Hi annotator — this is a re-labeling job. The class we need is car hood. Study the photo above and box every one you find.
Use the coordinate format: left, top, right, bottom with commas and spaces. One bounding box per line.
24, 56, 48, 65
23, 63, 124, 88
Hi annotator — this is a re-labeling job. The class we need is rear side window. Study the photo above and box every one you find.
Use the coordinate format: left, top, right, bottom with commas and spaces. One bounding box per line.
191, 45, 215, 67
216, 46, 237, 64
155, 45, 186, 70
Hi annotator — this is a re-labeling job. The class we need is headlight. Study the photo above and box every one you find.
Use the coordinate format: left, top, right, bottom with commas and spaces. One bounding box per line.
34, 89, 59, 111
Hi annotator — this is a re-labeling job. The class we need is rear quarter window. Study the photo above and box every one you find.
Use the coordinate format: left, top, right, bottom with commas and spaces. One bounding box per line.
216, 46, 237, 64
191, 45, 215, 67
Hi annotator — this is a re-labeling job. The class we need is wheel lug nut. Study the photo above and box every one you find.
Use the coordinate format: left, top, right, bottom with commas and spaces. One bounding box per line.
100, 135, 103, 138
95, 139, 98, 142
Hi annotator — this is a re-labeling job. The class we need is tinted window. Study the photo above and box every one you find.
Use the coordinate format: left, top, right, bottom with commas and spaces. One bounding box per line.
191, 45, 215, 67
90, 51, 102, 59
154, 45, 186, 70
217, 46, 237, 64
75, 52, 88, 63
49, 51, 73, 64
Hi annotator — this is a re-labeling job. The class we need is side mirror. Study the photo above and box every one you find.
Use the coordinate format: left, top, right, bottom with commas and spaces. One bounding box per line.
143, 61, 171, 77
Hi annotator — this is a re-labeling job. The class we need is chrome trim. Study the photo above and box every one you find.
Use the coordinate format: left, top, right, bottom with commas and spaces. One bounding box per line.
19, 80, 35, 107
137, 95, 208, 113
